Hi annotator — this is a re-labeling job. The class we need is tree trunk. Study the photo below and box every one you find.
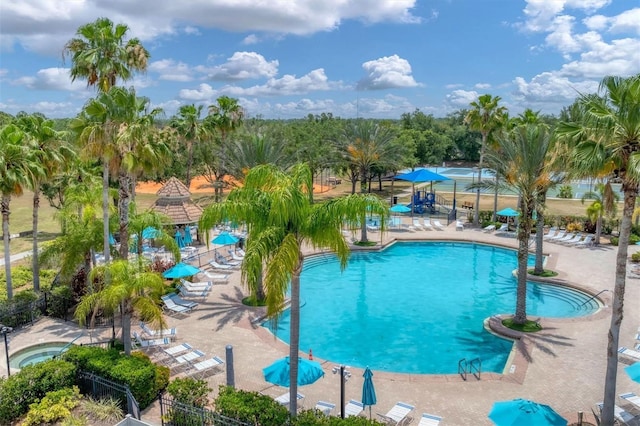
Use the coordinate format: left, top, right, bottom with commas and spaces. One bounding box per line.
595, 214, 602, 246
32, 185, 41, 292
185, 141, 193, 189
492, 178, 499, 222
600, 185, 636, 426
474, 132, 487, 225
2, 195, 13, 300
102, 161, 111, 263
513, 197, 532, 324
118, 172, 131, 260
122, 302, 132, 356
534, 193, 546, 274
288, 255, 303, 416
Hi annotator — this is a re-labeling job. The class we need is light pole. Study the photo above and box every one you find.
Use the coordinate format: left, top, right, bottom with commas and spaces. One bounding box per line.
0, 325, 12, 377
332, 365, 351, 418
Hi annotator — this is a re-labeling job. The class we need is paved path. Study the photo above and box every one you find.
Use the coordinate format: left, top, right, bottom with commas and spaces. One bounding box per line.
2, 222, 640, 425
0, 251, 32, 267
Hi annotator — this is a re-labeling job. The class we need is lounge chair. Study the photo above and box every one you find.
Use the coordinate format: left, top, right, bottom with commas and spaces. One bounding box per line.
179, 278, 212, 291
418, 413, 443, 426
208, 260, 235, 270
597, 402, 635, 425
575, 235, 594, 247
557, 233, 580, 244
422, 218, 434, 231
619, 346, 640, 361
456, 220, 464, 231
216, 253, 241, 267
548, 230, 567, 241
496, 223, 509, 233
132, 332, 170, 350
483, 224, 496, 232
200, 270, 230, 282
173, 349, 205, 365
275, 392, 305, 410
432, 220, 445, 231
139, 322, 177, 340
237, 248, 246, 257
177, 284, 208, 300
543, 226, 558, 239
378, 401, 414, 425
187, 356, 225, 378
164, 293, 199, 310
161, 297, 192, 315
412, 218, 424, 231
228, 250, 244, 261
366, 223, 380, 232
161, 343, 192, 360
315, 401, 336, 415
620, 392, 640, 410
345, 400, 364, 417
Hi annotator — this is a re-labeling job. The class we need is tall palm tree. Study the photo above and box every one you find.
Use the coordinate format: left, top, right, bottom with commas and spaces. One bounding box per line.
224, 132, 294, 180
0, 123, 32, 300
63, 17, 149, 93
582, 183, 618, 246
481, 124, 554, 324
464, 94, 507, 225
556, 74, 640, 426
75, 260, 166, 355
128, 208, 179, 260
199, 163, 388, 415
170, 104, 210, 189
15, 112, 75, 292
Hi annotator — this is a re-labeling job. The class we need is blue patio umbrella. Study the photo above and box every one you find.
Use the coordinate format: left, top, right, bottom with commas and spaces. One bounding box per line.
625, 362, 640, 383
162, 262, 201, 279
489, 398, 567, 426
263, 356, 324, 387
183, 225, 193, 245
142, 226, 160, 239
390, 205, 411, 213
496, 207, 519, 217
362, 367, 377, 419
212, 231, 239, 247
175, 230, 185, 249
396, 169, 452, 216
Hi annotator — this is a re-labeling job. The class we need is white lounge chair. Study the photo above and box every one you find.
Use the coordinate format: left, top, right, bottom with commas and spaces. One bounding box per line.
173, 349, 205, 365
548, 230, 567, 241
378, 401, 415, 425
620, 392, 640, 410
456, 220, 464, 231
216, 253, 241, 267
160, 343, 192, 362
180, 278, 212, 291
597, 402, 636, 425
275, 391, 305, 410
418, 413, 443, 426
422, 218, 434, 231
575, 235, 594, 247
412, 218, 424, 231
228, 250, 244, 261
161, 297, 192, 315
496, 223, 509, 233
432, 220, 445, 230
139, 322, 177, 340
187, 356, 225, 378
483, 224, 496, 232
315, 401, 335, 415
177, 285, 208, 300
132, 332, 170, 349
163, 293, 199, 310
619, 346, 640, 361
543, 226, 558, 239
209, 260, 235, 270
559, 233, 582, 245
345, 400, 364, 417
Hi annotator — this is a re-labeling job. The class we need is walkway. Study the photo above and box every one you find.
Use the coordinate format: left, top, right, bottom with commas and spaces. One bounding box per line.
2, 222, 639, 425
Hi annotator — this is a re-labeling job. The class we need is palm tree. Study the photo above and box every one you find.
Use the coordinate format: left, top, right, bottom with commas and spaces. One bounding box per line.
481, 124, 554, 324
224, 131, 294, 180
556, 74, 640, 426
128, 208, 179, 260
15, 112, 75, 292
582, 183, 618, 246
64, 17, 149, 93
170, 104, 210, 189
75, 260, 166, 355
0, 123, 31, 300
199, 163, 388, 415
464, 94, 507, 225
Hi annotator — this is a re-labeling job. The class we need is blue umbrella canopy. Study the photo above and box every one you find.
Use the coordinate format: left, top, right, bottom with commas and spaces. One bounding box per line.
212, 231, 239, 246
390, 205, 411, 213
142, 226, 160, 239
162, 262, 201, 279
625, 362, 640, 383
263, 356, 324, 387
396, 168, 451, 183
362, 367, 377, 419
496, 207, 519, 217
489, 399, 567, 426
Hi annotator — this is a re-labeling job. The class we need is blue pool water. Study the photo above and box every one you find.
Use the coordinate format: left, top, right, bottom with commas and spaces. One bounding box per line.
264, 242, 599, 374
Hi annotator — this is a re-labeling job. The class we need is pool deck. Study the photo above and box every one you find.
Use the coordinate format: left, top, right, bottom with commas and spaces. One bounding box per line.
2, 221, 640, 425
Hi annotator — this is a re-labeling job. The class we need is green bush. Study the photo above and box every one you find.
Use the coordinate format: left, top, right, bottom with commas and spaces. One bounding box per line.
0, 266, 57, 300
610, 237, 619, 246
167, 377, 211, 408
63, 346, 169, 409
557, 185, 573, 199
294, 409, 386, 425
0, 359, 77, 424
214, 386, 289, 426
23, 386, 81, 426
47, 285, 74, 318
632, 252, 640, 263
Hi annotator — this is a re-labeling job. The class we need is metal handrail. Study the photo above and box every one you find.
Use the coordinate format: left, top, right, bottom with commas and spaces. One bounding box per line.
469, 357, 482, 380
458, 358, 467, 381
580, 289, 608, 307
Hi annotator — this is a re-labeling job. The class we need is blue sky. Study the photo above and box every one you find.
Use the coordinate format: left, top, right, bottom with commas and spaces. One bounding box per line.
1, 0, 638, 119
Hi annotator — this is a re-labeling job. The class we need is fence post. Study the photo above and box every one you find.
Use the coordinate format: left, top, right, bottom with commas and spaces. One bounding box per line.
226, 345, 235, 388
158, 392, 165, 426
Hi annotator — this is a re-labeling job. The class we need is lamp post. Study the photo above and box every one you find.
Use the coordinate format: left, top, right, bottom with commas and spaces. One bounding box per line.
332, 365, 351, 418
0, 325, 12, 377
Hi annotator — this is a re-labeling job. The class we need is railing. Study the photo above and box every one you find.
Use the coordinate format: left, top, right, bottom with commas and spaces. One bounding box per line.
158, 394, 251, 426
580, 289, 609, 307
469, 357, 482, 380
458, 358, 467, 381
77, 371, 140, 420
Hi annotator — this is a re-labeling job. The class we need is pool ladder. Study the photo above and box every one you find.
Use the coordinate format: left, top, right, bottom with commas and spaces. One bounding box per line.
56, 333, 83, 357
458, 357, 482, 381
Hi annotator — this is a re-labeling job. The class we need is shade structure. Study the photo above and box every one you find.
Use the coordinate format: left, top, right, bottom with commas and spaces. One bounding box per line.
162, 262, 201, 279
390, 205, 411, 213
142, 226, 160, 239
212, 231, 239, 246
625, 362, 640, 383
489, 399, 567, 426
395, 169, 452, 183
496, 207, 519, 217
184, 225, 193, 245
361, 367, 377, 419
263, 356, 324, 387
175, 230, 185, 248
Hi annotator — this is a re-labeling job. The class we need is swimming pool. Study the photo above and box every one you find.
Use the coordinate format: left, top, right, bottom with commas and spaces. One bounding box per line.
9, 341, 74, 369
263, 242, 600, 374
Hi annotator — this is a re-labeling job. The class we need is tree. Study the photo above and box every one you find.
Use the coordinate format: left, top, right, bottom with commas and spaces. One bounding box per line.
15, 112, 74, 292
0, 124, 31, 300
64, 17, 149, 93
582, 183, 618, 246
199, 163, 388, 415
464, 95, 507, 225
170, 104, 210, 189
556, 74, 640, 426
75, 260, 166, 355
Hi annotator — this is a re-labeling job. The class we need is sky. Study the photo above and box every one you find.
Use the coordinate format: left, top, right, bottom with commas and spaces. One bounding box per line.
0, 0, 639, 120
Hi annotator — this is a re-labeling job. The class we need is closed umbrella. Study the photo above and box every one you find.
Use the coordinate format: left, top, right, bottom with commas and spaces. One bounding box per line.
625, 362, 640, 383
263, 356, 324, 387
489, 398, 567, 426
162, 262, 201, 279
175, 230, 185, 249
184, 225, 193, 245
362, 367, 377, 419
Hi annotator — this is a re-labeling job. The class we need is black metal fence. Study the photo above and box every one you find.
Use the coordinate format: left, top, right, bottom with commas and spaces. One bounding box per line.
77, 371, 140, 420
158, 394, 251, 426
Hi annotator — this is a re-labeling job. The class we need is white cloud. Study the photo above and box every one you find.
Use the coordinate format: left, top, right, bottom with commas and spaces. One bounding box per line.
474, 83, 492, 90
242, 34, 260, 45
222, 69, 335, 96
609, 8, 640, 35
13, 67, 86, 91
178, 83, 218, 102
559, 37, 640, 78
444, 90, 479, 107
520, 0, 611, 33
357, 55, 420, 90
149, 59, 194, 82
512, 72, 599, 106
201, 52, 279, 81
583, 14, 609, 31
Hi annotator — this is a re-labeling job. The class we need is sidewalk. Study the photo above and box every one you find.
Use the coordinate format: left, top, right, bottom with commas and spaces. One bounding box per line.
0, 251, 32, 267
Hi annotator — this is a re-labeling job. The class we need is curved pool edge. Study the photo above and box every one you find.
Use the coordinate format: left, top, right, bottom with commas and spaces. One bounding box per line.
8, 340, 75, 371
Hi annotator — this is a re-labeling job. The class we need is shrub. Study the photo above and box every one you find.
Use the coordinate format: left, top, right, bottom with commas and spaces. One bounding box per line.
557, 185, 573, 199
631, 252, 640, 263
610, 237, 619, 246
294, 409, 386, 425
23, 386, 81, 426
565, 222, 583, 233
167, 377, 211, 408
214, 386, 289, 426
631, 234, 640, 245
47, 285, 74, 318
0, 359, 77, 424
